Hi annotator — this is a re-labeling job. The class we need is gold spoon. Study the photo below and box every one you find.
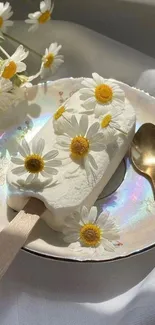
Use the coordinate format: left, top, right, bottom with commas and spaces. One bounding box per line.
131, 123, 155, 199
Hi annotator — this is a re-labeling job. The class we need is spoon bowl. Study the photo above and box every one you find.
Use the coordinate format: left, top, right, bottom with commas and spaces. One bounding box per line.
131, 123, 155, 198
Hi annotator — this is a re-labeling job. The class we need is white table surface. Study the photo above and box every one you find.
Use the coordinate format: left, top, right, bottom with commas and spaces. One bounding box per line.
1, 21, 155, 325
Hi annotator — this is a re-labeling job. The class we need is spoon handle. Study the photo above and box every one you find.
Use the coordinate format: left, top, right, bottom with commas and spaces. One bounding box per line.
151, 176, 155, 200
0, 210, 39, 280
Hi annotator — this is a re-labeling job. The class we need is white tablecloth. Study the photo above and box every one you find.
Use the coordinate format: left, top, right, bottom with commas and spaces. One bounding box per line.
1, 248, 155, 325
1, 21, 155, 325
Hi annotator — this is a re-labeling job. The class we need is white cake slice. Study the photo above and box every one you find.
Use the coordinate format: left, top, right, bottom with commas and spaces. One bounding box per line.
7, 75, 136, 231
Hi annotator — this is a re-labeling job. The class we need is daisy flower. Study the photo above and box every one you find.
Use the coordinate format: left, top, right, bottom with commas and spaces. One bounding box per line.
53, 100, 75, 134
11, 138, 62, 184
99, 107, 125, 140
0, 78, 16, 111
56, 114, 106, 176
0, 45, 29, 80
40, 42, 64, 78
80, 73, 125, 117
25, 0, 54, 32
63, 206, 120, 253
0, 2, 13, 35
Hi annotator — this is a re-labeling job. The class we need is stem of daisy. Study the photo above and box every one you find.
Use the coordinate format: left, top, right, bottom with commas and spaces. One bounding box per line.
115, 127, 127, 136
62, 115, 71, 124
0, 46, 10, 58
3, 33, 42, 59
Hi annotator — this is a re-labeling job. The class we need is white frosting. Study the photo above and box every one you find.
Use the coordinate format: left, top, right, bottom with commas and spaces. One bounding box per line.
7, 84, 136, 231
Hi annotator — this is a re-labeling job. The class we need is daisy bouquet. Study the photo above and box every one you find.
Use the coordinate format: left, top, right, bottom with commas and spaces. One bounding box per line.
0, 0, 64, 111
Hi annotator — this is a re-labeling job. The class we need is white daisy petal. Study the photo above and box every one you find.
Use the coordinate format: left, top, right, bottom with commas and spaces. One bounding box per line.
45, 159, 62, 167
92, 72, 104, 85
82, 78, 97, 88
12, 166, 26, 175
49, 42, 57, 52
22, 139, 30, 155
28, 12, 40, 19
81, 206, 89, 223
40, 1, 46, 12
82, 97, 96, 106
64, 216, 80, 229
25, 18, 36, 24
97, 211, 109, 227
58, 118, 74, 138
80, 88, 94, 95
12, 45, 29, 62
53, 49, 62, 56
83, 157, 91, 176
11, 157, 24, 165
25, 173, 36, 184
95, 103, 109, 117
101, 238, 115, 252
64, 233, 80, 243
44, 167, 58, 175
28, 23, 38, 32
32, 174, 39, 183
40, 170, 53, 178
71, 115, 79, 134
16, 62, 26, 73
79, 114, 88, 136
95, 245, 105, 256
34, 138, 45, 155
87, 153, 98, 170
68, 242, 83, 251
86, 122, 100, 139
43, 150, 58, 160
63, 227, 80, 235
88, 206, 98, 223
103, 231, 120, 241
18, 144, 27, 158
3, 20, 13, 27
91, 142, 105, 152
91, 133, 105, 143
57, 135, 70, 147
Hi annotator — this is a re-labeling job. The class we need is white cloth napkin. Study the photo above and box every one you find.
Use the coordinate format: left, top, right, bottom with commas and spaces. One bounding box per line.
1, 21, 155, 325
0, 248, 155, 325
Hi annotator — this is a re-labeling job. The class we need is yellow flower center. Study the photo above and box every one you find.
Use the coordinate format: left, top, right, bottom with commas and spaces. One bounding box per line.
38, 10, 51, 24
24, 154, 44, 174
44, 53, 54, 68
54, 106, 65, 120
101, 114, 112, 128
0, 16, 3, 28
70, 136, 89, 159
95, 84, 113, 104
80, 223, 101, 247
2, 61, 17, 79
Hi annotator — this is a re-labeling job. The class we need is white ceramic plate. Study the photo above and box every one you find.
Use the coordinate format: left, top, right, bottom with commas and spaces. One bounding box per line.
1, 78, 155, 262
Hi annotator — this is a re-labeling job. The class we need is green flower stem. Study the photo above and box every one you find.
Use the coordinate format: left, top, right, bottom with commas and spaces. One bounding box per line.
0, 45, 10, 58
3, 32, 42, 59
